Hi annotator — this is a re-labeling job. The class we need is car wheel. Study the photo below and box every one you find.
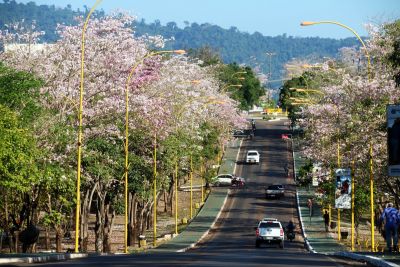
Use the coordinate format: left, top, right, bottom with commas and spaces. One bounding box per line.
255, 241, 260, 248
279, 241, 284, 249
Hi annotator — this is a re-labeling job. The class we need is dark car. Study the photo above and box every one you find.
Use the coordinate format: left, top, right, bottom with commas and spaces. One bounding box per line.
265, 184, 285, 199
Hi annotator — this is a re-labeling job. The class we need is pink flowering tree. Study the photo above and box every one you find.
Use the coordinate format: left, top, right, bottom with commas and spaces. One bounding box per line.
291, 21, 400, 231
1, 12, 249, 252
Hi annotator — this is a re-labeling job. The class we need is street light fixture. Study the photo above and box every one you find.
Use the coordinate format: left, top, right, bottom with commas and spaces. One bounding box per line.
124, 49, 185, 252
266, 52, 276, 80
289, 88, 324, 95
221, 84, 242, 92
75, 0, 102, 253
231, 71, 247, 78
300, 21, 371, 81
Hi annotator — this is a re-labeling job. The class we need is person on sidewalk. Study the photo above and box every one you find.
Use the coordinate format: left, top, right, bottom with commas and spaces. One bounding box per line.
380, 203, 400, 252
307, 198, 313, 221
323, 210, 330, 232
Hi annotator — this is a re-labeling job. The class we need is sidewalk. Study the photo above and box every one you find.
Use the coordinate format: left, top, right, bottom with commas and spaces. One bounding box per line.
297, 188, 347, 253
152, 139, 242, 253
294, 147, 398, 267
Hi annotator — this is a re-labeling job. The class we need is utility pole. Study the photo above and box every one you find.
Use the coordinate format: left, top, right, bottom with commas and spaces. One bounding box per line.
265, 52, 276, 105
265, 52, 276, 80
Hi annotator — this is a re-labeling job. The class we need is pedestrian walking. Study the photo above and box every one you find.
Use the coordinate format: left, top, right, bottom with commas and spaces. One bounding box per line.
323, 210, 330, 232
307, 198, 313, 221
380, 203, 400, 252
283, 163, 289, 177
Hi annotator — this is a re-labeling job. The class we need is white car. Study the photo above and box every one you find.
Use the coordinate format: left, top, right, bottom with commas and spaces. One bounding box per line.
246, 150, 260, 164
213, 174, 238, 186
255, 218, 284, 248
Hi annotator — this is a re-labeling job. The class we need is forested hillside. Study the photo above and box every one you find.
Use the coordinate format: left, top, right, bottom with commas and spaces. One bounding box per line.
0, 0, 360, 85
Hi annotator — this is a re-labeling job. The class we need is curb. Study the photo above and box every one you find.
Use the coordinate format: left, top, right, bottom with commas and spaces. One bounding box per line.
0, 253, 88, 264
331, 252, 399, 267
295, 189, 316, 253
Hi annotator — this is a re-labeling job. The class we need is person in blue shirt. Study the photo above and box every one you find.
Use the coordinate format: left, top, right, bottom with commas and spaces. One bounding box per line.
380, 203, 399, 252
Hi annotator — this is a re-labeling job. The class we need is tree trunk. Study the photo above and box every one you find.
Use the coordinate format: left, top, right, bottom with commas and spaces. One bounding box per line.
80, 184, 97, 252
4, 194, 15, 253
45, 227, 50, 250
163, 190, 167, 213
55, 227, 62, 252
167, 180, 174, 215
94, 191, 105, 253
103, 203, 115, 253
128, 193, 138, 247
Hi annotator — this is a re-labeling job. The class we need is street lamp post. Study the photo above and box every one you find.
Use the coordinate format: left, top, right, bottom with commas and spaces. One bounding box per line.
231, 71, 247, 78
75, 0, 102, 253
301, 20, 374, 250
300, 21, 371, 81
221, 84, 242, 92
265, 52, 276, 80
289, 88, 324, 95
124, 49, 185, 252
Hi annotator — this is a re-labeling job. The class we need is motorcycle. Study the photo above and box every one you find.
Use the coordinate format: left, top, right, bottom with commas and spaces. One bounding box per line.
231, 177, 245, 188
286, 229, 295, 242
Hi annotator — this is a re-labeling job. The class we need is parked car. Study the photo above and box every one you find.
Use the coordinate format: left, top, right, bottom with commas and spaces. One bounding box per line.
255, 218, 284, 248
265, 184, 285, 199
246, 150, 260, 164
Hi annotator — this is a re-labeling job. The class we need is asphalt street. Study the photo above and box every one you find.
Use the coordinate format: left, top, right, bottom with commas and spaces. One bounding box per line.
6, 119, 367, 267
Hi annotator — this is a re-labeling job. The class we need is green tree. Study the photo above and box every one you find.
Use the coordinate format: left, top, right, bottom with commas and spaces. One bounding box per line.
217, 63, 265, 110
0, 104, 39, 252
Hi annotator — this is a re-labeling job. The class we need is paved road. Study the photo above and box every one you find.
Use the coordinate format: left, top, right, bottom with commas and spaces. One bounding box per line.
8, 119, 366, 266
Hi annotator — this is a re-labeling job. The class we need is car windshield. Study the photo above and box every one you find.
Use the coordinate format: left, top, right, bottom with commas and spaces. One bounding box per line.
259, 222, 280, 228
219, 175, 232, 178
248, 152, 258, 156
268, 185, 283, 190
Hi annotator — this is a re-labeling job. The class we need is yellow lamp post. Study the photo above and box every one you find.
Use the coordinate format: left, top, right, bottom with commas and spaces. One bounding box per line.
266, 52, 276, 80
185, 98, 226, 220
289, 88, 324, 95
231, 71, 247, 78
221, 84, 242, 92
153, 132, 157, 247
75, 0, 102, 253
172, 79, 202, 235
351, 160, 355, 251
300, 21, 371, 81
124, 49, 185, 252
301, 20, 374, 250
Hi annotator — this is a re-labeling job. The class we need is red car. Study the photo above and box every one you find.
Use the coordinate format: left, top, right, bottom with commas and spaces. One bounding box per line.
231, 176, 245, 187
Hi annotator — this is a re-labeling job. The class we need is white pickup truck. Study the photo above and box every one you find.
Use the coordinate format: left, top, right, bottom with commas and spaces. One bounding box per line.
255, 218, 284, 248
265, 184, 285, 199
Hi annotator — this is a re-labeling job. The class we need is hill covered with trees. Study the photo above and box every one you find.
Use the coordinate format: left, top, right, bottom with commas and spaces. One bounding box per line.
0, 0, 360, 85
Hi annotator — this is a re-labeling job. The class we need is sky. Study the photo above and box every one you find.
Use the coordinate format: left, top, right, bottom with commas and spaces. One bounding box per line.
17, 0, 400, 39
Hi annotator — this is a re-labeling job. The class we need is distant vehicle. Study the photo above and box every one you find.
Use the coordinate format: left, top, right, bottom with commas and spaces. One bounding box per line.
232, 129, 245, 137
246, 150, 260, 164
255, 218, 284, 248
265, 184, 285, 199
231, 176, 245, 188
212, 174, 244, 187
